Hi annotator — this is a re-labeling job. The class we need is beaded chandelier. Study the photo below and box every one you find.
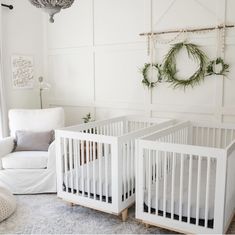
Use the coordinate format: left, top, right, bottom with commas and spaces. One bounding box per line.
28, 0, 75, 23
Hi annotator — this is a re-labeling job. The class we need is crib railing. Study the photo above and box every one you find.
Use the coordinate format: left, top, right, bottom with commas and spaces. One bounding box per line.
62, 116, 158, 137
118, 118, 175, 209
136, 121, 235, 234
61, 116, 125, 135
192, 123, 235, 148
142, 149, 217, 222
120, 139, 135, 202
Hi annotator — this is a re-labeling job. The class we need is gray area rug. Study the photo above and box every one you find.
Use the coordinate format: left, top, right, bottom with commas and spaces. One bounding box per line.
0, 194, 173, 234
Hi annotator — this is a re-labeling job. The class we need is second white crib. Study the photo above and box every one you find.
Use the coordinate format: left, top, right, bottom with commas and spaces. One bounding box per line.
136, 121, 235, 234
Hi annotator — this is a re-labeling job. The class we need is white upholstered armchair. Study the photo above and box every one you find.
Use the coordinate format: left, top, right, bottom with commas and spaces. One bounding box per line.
0, 108, 64, 194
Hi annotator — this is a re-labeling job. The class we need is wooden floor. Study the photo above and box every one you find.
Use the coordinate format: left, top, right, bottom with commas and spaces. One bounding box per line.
227, 216, 235, 234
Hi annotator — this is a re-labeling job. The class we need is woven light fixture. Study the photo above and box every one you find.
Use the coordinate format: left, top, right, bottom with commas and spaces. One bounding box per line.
28, 0, 75, 23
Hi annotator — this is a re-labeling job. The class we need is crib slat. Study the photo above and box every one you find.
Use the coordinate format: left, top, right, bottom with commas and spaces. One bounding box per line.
218, 128, 221, 148
64, 138, 68, 192
179, 153, 184, 220
148, 150, 152, 214
73, 140, 77, 194
69, 139, 74, 193
76, 140, 80, 195
155, 150, 159, 214
132, 140, 135, 195
181, 128, 184, 144
206, 127, 210, 147
122, 143, 127, 201
196, 156, 202, 225
201, 127, 204, 146
109, 123, 112, 136
171, 152, 176, 219
177, 129, 180, 144
81, 140, 85, 196
185, 127, 188, 144
104, 144, 109, 202
212, 128, 216, 147
225, 128, 228, 148
230, 129, 233, 144
205, 157, 211, 227
93, 142, 96, 199
115, 122, 118, 136
163, 152, 167, 217
127, 141, 130, 198
89, 141, 92, 162
86, 140, 90, 198
113, 122, 116, 136
110, 123, 112, 136
117, 122, 119, 136
98, 143, 102, 201
195, 126, 199, 145
130, 140, 134, 195
187, 154, 193, 223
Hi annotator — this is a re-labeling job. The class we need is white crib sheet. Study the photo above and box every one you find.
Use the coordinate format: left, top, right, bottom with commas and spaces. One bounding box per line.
64, 157, 112, 197
63, 157, 134, 198
144, 159, 216, 220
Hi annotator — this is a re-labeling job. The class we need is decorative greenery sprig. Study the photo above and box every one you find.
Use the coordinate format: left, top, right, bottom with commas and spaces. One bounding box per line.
206, 57, 229, 76
162, 42, 208, 89
82, 113, 93, 123
141, 63, 163, 89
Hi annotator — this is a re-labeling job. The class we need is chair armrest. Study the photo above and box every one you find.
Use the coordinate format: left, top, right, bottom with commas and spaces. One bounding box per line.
47, 141, 56, 170
0, 137, 14, 158
0, 137, 15, 169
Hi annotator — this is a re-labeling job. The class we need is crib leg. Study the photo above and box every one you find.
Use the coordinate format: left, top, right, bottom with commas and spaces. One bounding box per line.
68, 202, 75, 207
121, 208, 128, 222
144, 223, 150, 228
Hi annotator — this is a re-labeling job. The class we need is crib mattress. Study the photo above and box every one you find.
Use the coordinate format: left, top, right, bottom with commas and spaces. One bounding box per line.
64, 157, 134, 199
144, 159, 216, 221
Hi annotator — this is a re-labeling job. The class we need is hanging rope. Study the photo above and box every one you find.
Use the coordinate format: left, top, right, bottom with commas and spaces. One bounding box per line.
153, 0, 176, 28
150, 0, 154, 84
194, 0, 223, 23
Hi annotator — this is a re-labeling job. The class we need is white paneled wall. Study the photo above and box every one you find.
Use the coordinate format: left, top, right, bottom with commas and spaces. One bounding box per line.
2, 0, 44, 110
45, 0, 235, 125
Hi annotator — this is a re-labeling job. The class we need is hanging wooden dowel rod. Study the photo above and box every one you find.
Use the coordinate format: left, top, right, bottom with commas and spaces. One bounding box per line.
139, 24, 234, 36
1, 4, 13, 10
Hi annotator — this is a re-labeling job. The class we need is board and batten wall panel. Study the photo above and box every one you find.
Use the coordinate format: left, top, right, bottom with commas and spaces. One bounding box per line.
45, 0, 235, 125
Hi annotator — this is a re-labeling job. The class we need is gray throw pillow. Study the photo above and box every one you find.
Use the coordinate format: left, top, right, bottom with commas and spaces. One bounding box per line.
14, 130, 54, 152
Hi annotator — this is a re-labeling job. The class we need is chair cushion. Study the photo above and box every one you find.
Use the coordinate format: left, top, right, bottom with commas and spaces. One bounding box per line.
14, 130, 54, 152
2, 151, 48, 169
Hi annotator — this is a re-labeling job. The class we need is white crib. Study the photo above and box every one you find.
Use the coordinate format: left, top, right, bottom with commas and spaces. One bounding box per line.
136, 121, 235, 234
55, 115, 174, 220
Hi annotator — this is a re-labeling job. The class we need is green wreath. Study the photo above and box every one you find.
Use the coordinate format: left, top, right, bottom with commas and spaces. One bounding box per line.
206, 57, 229, 76
162, 42, 208, 89
141, 63, 163, 88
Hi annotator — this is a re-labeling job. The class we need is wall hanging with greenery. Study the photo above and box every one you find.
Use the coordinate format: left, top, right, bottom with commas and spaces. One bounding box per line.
206, 57, 229, 76
162, 42, 208, 89
140, 42, 230, 90
141, 63, 163, 89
